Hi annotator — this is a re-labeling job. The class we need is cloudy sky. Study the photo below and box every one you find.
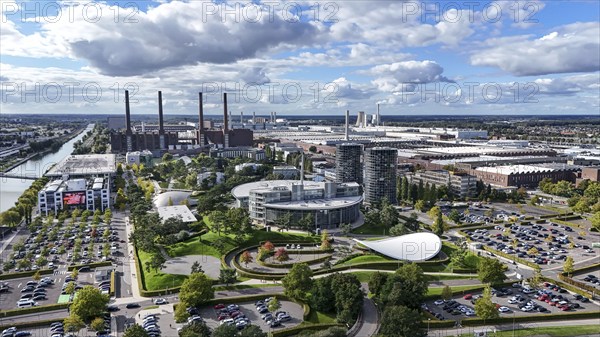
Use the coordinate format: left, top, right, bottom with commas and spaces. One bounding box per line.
1, 0, 599, 116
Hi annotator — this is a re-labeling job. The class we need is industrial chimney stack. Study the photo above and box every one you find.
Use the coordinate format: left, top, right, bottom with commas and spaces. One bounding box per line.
158, 91, 166, 149
223, 93, 229, 148
377, 104, 380, 126
198, 92, 205, 146
345, 110, 350, 141
125, 90, 132, 152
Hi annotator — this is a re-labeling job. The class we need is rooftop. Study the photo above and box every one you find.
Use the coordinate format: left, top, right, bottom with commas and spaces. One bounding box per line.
157, 205, 196, 223
45, 154, 117, 177
354, 233, 442, 261
264, 196, 362, 210
231, 180, 360, 199
475, 165, 556, 175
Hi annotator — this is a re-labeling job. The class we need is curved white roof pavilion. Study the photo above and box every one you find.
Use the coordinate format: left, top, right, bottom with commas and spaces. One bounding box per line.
354, 232, 442, 261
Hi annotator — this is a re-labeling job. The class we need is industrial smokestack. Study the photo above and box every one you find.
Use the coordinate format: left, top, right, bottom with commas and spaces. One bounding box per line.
377, 104, 380, 126
345, 110, 349, 141
223, 93, 229, 133
223, 93, 229, 148
274, 111, 277, 121
158, 91, 164, 134
198, 92, 204, 146
253, 112, 256, 124
125, 90, 132, 134
240, 111, 243, 124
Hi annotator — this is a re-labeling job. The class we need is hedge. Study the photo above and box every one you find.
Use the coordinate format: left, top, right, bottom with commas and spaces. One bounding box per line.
272, 323, 346, 337
109, 271, 116, 297
481, 246, 539, 269
67, 261, 113, 271
0, 303, 70, 318
550, 218, 585, 229
554, 275, 597, 298
0, 269, 53, 280
460, 310, 600, 326
0, 317, 67, 331
257, 254, 332, 269
571, 263, 600, 276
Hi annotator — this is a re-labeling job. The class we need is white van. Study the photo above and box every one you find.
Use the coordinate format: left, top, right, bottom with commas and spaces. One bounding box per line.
17, 299, 37, 308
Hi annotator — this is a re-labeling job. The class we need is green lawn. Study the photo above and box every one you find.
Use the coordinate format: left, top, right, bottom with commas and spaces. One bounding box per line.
167, 229, 318, 259
137, 250, 188, 291
305, 309, 337, 324
139, 228, 318, 291
337, 254, 394, 266
427, 284, 484, 296
351, 222, 389, 235
458, 325, 600, 337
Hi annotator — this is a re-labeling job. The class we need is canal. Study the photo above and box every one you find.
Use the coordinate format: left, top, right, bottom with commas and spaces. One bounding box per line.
0, 124, 93, 213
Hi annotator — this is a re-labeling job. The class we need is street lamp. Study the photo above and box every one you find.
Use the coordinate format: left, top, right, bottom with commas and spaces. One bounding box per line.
427, 318, 430, 335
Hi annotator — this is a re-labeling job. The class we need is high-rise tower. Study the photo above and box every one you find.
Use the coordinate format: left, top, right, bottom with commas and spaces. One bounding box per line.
336, 143, 363, 185
364, 147, 397, 204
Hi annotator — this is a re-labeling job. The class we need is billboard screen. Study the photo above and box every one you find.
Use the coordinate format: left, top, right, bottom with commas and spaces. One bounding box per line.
63, 192, 86, 205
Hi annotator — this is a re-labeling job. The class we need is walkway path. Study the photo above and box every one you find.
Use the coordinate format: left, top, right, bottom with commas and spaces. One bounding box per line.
352, 297, 379, 337
431, 318, 600, 337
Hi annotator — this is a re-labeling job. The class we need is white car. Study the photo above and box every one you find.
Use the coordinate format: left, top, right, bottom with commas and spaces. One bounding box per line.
498, 306, 511, 313
434, 300, 444, 305
154, 298, 168, 305
508, 298, 518, 304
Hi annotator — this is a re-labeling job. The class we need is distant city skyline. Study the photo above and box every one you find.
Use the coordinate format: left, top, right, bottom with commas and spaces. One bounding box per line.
1, 1, 599, 115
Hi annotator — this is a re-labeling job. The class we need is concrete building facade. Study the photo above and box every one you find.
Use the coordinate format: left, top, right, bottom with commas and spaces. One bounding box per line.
336, 143, 363, 185
410, 170, 478, 198
364, 147, 397, 204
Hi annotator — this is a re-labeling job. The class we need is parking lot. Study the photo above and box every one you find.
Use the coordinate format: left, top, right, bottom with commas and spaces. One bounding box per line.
424, 282, 600, 322
0, 268, 99, 311
464, 220, 598, 270
191, 299, 303, 333
4, 314, 115, 337
1, 211, 123, 276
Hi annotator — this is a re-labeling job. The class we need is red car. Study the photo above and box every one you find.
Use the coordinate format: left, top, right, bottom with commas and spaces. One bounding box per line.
463, 294, 473, 300
214, 304, 225, 310
559, 305, 570, 311
217, 313, 230, 320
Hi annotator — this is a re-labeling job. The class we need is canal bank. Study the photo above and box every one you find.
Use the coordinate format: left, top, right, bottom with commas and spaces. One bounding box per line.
0, 124, 93, 213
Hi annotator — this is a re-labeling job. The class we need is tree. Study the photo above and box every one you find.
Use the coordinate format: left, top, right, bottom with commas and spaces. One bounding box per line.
530, 195, 540, 206
591, 211, 600, 232
563, 256, 575, 276
320, 230, 332, 250
475, 285, 499, 323
379, 305, 426, 337
368, 272, 389, 298
529, 266, 543, 289
218, 268, 237, 286
63, 314, 85, 334
404, 212, 419, 231
145, 253, 166, 273
179, 273, 214, 307
191, 261, 204, 274
64, 282, 76, 295
212, 324, 239, 337
428, 206, 446, 236
90, 317, 106, 332
32, 270, 41, 281
477, 258, 507, 285
162, 153, 173, 162
448, 209, 461, 224
389, 223, 407, 236
268, 296, 281, 312
240, 250, 253, 267
441, 285, 453, 301
309, 145, 317, 152
282, 263, 313, 300
207, 210, 227, 236
414, 199, 426, 212
275, 212, 293, 231
103, 208, 112, 225
298, 213, 314, 233
174, 301, 190, 323
178, 321, 211, 337
238, 325, 267, 337
527, 247, 539, 256
382, 263, 428, 309
0, 210, 22, 226
123, 324, 150, 337
380, 199, 399, 227
70, 286, 109, 322
274, 247, 290, 263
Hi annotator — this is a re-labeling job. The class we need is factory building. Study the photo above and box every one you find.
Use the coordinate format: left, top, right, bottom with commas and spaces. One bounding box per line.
408, 170, 478, 198
472, 164, 580, 188
110, 91, 253, 154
